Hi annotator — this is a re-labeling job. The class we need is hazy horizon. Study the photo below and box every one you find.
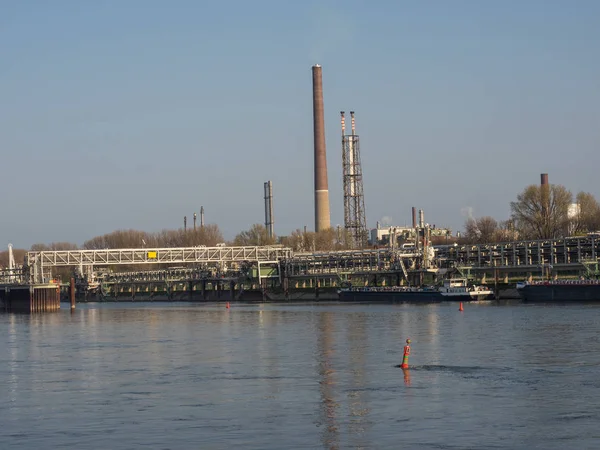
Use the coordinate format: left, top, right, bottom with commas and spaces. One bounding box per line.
2, 1, 599, 248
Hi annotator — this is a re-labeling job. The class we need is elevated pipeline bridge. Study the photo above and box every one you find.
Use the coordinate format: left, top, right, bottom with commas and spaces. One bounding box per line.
24, 246, 292, 284
283, 249, 420, 277
9, 236, 600, 288
434, 235, 599, 276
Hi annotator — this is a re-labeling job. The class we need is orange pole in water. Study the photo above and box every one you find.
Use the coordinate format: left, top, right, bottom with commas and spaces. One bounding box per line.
400, 338, 411, 368
459, 302, 464, 312
226, 302, 230, 309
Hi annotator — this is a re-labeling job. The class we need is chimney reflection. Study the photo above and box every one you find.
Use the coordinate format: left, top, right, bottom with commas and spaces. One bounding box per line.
346, 312, 372, 444
316, 311, 339, 449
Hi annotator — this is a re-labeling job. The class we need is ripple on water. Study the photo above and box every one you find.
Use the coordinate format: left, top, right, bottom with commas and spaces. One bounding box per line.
2, 302, 600, 449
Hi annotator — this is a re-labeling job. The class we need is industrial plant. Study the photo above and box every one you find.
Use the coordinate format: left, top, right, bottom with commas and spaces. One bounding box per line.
2, 65, 600, 312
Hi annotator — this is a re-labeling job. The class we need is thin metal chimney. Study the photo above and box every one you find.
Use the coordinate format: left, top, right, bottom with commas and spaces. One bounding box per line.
200, 206, 205, 228
193, 213, 197, 231
419, 210, 424, 228
312, 64, 331, 232
264, 180, 274, 239
412, 207, 417, 229
184, 216, 187, 232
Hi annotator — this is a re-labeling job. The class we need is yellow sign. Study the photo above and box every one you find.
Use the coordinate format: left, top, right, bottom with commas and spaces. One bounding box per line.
147, 251, 157, 260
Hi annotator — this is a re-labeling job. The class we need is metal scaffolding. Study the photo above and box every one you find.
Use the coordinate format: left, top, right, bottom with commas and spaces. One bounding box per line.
341, 111, 368, 248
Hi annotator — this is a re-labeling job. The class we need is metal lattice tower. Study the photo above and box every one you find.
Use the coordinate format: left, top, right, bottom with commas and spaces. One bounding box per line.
341, 111, 368, 248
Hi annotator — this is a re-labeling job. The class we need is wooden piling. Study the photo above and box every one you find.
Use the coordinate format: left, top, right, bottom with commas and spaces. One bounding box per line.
70, 277, 76, 309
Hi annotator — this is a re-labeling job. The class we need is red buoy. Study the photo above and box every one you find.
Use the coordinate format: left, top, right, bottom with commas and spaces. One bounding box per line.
400, 338, 411, 368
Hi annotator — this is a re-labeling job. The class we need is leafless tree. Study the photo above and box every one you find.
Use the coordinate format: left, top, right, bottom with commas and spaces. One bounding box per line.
571, 192, 600, 235
233, 224, 276, 246
278, 229, 303, 251
510, 184, 572, 239
83, 225, 224, 249
0, 248, 27, 268
31, 242, 79, 251
463, 216, 499, 244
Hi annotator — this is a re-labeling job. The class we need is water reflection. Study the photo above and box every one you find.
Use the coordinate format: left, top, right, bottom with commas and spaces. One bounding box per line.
316, 311, 339, 449
346, 312, 372, 447
6, 314, 19, 406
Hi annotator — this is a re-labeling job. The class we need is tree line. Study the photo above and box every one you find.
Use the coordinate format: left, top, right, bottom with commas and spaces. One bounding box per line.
462, 183, 600, 244
0, 223, 353, 268
3, 180, 599, 268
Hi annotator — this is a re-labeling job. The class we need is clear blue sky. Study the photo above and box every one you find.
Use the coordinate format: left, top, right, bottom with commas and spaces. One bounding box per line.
2, 0, 599, 248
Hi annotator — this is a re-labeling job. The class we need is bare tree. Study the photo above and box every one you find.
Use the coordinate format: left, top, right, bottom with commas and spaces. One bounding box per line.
463, 216, 499, 244
314, 228, 337, 251
31, 242, 79, 251
510, 184, 572, 239
83, 225, 224, 249
278, 229, 305, 251
233, 224, 275, 246
494, 220, 519, 242
0, 247, 27, 268
572, 192, 600, 235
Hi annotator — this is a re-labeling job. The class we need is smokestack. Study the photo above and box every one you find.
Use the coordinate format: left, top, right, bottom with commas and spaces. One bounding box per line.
200, 206, 205, 228
312, 64, 331, 232
540, 173, 549, 220
412, 207, 417, 229
264, 181, 274, 239
184, 216, 187, 232
419, 209, 424, 228
350, 111, 356, 135
193, 213, 197, 231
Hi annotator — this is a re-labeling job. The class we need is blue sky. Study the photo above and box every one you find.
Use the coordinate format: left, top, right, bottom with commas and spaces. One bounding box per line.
2, 1, 599, 248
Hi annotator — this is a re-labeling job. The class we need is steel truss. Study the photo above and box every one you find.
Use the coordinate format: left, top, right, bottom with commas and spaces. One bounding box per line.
284, 249, 420, 276
27, 246, 292, 267
434, 236, 599, 271
25, 246, 292, 283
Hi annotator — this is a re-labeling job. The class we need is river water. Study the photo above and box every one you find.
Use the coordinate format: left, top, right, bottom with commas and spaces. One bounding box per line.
1, 301, 599, 449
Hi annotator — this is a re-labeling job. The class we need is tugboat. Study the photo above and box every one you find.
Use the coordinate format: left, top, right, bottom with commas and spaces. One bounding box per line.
337, 278, 493, 303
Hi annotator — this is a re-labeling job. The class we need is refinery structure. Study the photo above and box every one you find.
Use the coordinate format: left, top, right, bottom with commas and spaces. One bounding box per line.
2, 65, 600, 311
